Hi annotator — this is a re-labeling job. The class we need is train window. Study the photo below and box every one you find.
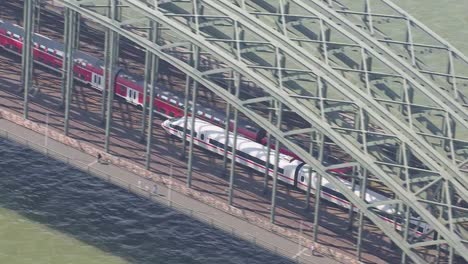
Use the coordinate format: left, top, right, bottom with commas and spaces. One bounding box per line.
245, 125, 257, 132
200, 134, 205, 140
205, 113, 212, 119
133, 91, 137, 99
209, 139, 221, 148
185, 129, 197, 137
39, 45, 46, 50
197, 110, 203, 115
237, 151, 249, 159
169, 99, 177, 105
213, 117, 221, 123
47, 48, 54, 54
251, 156, 265, 166
300, 176, 305, 182
161, 95, 168, 101
6, 31, 11, 36
13, 34, 20, 40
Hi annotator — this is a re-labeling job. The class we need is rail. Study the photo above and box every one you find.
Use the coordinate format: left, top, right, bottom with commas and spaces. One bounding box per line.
0, 128, 320, 264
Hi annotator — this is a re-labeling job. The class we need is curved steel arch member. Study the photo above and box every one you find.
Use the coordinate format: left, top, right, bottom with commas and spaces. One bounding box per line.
298, 0, 468, 172
320, 0, 468, 109
219, 0, 468, 179
58, 0, 468, 262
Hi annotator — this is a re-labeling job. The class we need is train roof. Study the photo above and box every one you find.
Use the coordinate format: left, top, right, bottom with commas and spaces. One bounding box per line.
171, 117, 299, 166
0, 19, 258, 133
0, 19, 103, 68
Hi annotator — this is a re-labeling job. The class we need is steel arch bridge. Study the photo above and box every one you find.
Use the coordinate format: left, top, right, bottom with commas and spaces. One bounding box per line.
18, 0, 468, 263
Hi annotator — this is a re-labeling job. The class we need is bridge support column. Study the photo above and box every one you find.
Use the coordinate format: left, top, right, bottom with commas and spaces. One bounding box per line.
263, 105, 273, 194
63, 8, 78, 135
145, 20, 160, 170
186, 45, 200, 188
347, 169, 357, 230
21, 0, 35, 120
270, 102, 283, 223
104, 0, 120, 152
304, 131, 315, 211
356, 108, 369, 260
140, 2, 158, 142
356, 169, 368, 260
180, 69, 191, 161
313, 132, 325, 242
228, 73, 241, 206
222, 75, 232, 171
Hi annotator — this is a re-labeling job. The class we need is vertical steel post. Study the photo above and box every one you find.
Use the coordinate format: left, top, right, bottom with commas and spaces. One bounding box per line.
445, 182, 455, 264
270, 102, 283, 223
21, 0, 34, 119
313, 132, 325, 242
140, 4, 157, 142
400, 205, 411, 264
104, 0, 120, 152
222, 74, 232, 170
145, 21, 159, 170
186, 45, 200, 188
347, 168, 357, 230
60, 7, 69, 108
100, 0, 111, 123
180, 71, 191, 160
270, 44, 285, 223
263, 106, 273, 193
313, 75, 326, 241
304, 131, 314, 210
356, 169, 368, 260
228, 73, 240, 205
63, 8, 76, 135
140, 48, 150, 141
356, 107, 369, 260
186, 0, 201, 187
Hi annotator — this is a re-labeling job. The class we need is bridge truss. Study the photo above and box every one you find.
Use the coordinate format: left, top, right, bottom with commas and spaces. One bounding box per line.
18, 0, 468, 263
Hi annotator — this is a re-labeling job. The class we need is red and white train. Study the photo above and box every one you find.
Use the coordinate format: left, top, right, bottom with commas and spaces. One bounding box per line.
0, 19, 353, 173
162, 116, 430, 236
0, 20, 278, 150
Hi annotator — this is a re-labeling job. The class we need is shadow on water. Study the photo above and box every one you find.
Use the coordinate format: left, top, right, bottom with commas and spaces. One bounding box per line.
0, 138, 295, 264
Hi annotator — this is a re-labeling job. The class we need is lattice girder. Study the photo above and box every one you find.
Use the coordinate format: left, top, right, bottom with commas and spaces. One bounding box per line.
58, 0, 468, 262
310, 0, 468, 173
317, 0, 468, 109
224, 0, 468, 178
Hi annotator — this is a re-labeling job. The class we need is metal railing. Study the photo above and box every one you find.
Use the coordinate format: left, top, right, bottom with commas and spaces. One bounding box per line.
0, 128, 320, 264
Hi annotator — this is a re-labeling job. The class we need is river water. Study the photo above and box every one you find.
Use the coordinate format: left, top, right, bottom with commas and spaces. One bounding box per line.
0, 138, 293, 264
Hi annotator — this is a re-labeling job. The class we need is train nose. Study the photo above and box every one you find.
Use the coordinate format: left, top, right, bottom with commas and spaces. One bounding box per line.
161, 120, 169, 128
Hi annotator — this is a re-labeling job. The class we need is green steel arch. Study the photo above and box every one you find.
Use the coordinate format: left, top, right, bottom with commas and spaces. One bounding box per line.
219, 0, 468, 181
296, 0, 468, 172
51, 0, 468, 263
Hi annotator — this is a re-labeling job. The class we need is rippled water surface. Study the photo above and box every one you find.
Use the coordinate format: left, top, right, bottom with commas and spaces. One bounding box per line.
0, 138, 293, 264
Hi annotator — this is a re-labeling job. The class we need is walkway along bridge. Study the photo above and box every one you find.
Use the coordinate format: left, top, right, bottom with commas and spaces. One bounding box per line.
16, 0, 468, 263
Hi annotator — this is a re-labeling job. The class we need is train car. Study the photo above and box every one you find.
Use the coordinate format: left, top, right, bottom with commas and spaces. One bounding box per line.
161, 116, 430, 236
0, 19, 351, 170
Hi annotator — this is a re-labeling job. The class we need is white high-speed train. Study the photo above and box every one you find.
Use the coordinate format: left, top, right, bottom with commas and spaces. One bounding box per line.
161, 117, 430, 235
